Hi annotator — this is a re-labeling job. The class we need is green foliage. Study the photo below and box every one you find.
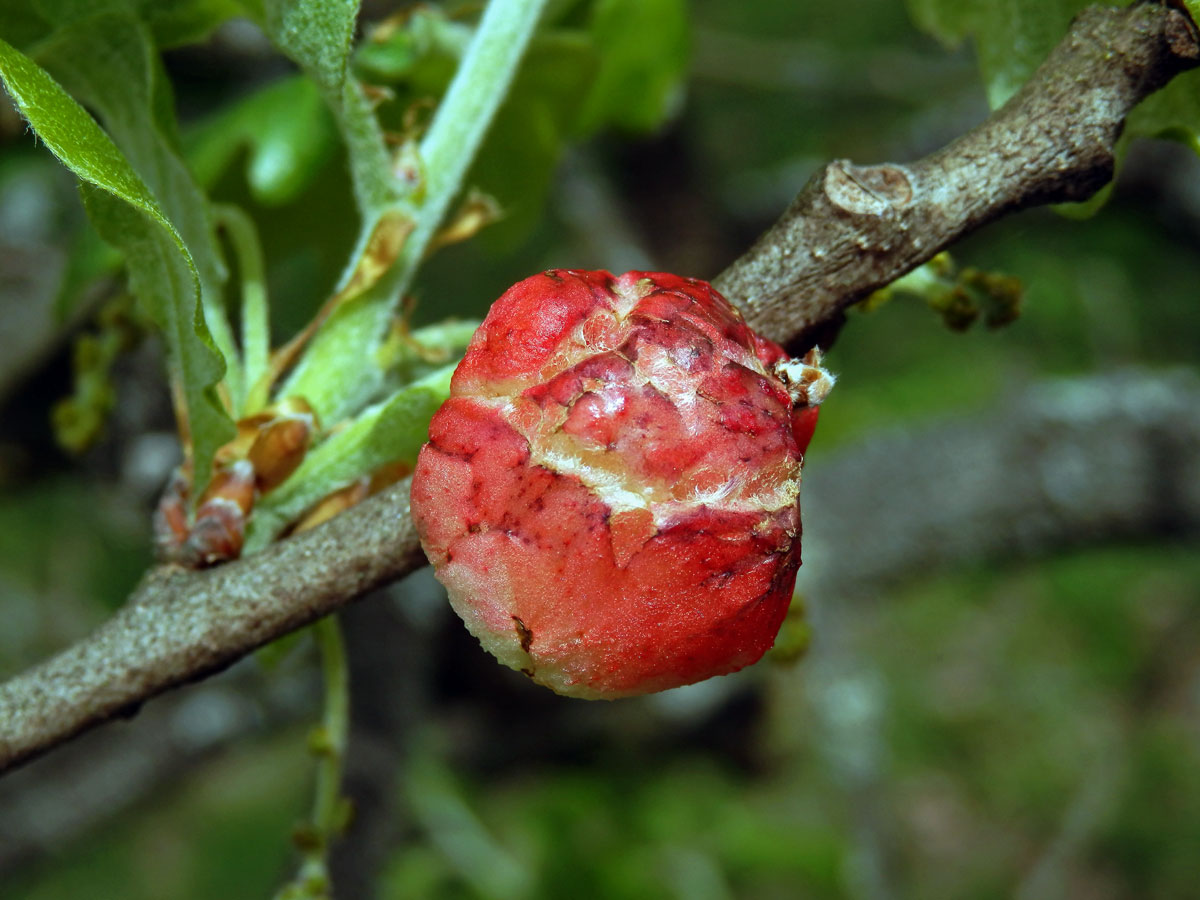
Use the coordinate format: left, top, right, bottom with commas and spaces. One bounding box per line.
354, 1, 691, 238
33, 3, 241, 429
260, 0, 397, 216
354, 8, 473, 83
280, 0, 550, 425
389, 753, 847, 899
875, 545, 1200, 898
0, 36, 169, 226
0, 0, 695, 528
905, 0, 1093, 108
1130, 70, 1200, 156
866, 253, 1023, 332
10, 543, 1200, 899
213, 204, 272, 412
577, 0, 689, 133
263, 0, 358, 96
479, 0, 690, 236
86, 189, 236, 470
0, 480, 151, 630
0, 30, 235, 491
133, 0, 244, 48
188, 76, 339, 206
0, 1, 51, 49
4, 2, 1200, 899
246, 364, 456, 552
3, 733, 311, 900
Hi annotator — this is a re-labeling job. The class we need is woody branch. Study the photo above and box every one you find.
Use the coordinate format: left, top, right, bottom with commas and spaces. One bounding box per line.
1, 0, 1197, 775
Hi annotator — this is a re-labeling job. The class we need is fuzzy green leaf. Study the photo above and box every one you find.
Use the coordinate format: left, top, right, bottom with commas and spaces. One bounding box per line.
0, 36, 168, 226
85, 190, 233, 467
31, 6, 240, 470
11, 0, 245, 50
263, 0, 358, 94
0, 35, 234, 485
33, 10, 228, 291
262, 0, 397, 214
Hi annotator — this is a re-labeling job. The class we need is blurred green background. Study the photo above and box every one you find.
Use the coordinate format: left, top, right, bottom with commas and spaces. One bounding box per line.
2, 1, 1199, 898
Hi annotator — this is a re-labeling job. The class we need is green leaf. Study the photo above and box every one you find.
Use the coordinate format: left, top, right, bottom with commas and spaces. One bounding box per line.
34, 7, 242, 440
133, 0, 244, 48
263, 0, 357, 95
187, 75, 339, 205
33, 11, 227, 284
353, 7, 473, 83
18, 0, 242, 49
244, 365, 454, 552
262, 0, 397, 215
577, 0, 690, 133
0, 33, 234, 488
905, 0, 1102, 108
0, 0, 51, 49
0, 36, 166, 225
89, 192, 235, 482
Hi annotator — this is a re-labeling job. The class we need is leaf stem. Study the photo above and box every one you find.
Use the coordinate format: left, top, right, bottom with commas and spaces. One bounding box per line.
282, 0, 548, 422
335, 78, 402, 217
311, 615, 350, 836
399, 0, 549, 276
213, 204, 271, 414
275, 615, 350, 900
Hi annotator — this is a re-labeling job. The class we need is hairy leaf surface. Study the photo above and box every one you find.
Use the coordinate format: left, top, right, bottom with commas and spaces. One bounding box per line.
0, 34, 235, 487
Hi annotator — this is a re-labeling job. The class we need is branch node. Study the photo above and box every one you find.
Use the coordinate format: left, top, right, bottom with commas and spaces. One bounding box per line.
824, 162, 914, 218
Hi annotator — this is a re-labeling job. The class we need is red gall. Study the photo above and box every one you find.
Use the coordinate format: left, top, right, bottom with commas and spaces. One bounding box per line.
411, 270, 832, 698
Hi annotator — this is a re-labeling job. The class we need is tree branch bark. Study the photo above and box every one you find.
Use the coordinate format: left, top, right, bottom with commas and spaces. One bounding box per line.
714, 0, 1200, 349
0, 478, 425, 773
1, 0, 1197, 775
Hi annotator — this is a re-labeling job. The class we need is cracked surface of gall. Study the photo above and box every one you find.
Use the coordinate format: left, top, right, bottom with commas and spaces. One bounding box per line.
411, 270, 827, 698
